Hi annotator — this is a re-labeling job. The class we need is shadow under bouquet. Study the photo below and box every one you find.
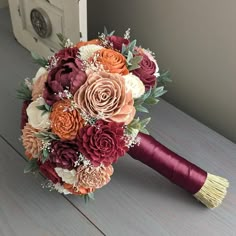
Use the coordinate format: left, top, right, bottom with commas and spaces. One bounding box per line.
18, 29, 228, 207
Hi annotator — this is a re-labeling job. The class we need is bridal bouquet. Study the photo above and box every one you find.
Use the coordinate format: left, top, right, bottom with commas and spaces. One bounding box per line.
18, 29, 228, 207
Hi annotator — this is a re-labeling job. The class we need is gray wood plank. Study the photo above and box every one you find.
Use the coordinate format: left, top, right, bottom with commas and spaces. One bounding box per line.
1, 7, 236, 236
66, 101, 236, 236
0, 137, 104, 236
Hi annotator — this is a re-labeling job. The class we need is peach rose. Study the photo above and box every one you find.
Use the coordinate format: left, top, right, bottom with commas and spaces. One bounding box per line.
50, 100, 84, 140
76, 39, 101, 49
63, 183, 94, 195
32, 72, 48, 100
77, 165, 114, 189
96, 48, 129, 75
21, 123, 42, 159
74, 71, 136, 125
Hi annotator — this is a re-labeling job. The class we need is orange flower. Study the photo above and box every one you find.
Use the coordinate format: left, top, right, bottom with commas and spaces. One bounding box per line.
21, 123, 42, 159
50, 100, 84, 140
63, 183, 94, 195
96, 48, 129, 75
76, 39, 101, 49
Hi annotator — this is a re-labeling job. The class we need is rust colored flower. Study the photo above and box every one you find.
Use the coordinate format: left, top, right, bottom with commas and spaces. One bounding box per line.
50, 99, 84, 140
76, 39, 101, 49
77, 164, 114, 189
32, 72, 48, 100
96, 48, 129, 75
21, 123, 42, 159
74, 71, 135, 125
63, 183, 94, 195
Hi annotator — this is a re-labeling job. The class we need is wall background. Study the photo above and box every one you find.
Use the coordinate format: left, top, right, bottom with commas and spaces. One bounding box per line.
87, 0, 236, 143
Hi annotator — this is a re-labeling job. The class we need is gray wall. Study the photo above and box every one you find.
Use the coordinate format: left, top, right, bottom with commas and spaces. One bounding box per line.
87, 0, 236, 143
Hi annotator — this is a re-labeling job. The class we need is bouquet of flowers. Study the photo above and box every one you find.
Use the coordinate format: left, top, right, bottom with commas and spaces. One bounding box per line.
18, 28, 229, 207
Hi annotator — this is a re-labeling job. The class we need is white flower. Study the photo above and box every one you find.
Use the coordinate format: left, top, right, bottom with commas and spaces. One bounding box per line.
53, 183, 72, 195
26, 97, 50, 130
123, 73, 145, 99
32, 67, 47, 84
55, 168, 77, 185
79, 44, 103, 61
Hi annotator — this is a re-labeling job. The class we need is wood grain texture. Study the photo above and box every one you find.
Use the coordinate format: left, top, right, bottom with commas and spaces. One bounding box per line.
66, 100, 236, 236
1, 7, 236, 236
0, 137, 103, 236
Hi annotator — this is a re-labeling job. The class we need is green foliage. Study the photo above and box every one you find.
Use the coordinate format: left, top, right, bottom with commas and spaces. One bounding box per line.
56, 33, 70, 48
42, 148, 49, 163
134, 85, 167, 113
31, 52, 48, 67
103, 26, 115, 36
36, 103, 52, 116
82, 192, 95, 203
16, 81, 32, 100
24, 158, 39, 173
34, 131, 58, 142
127, 117, 151, 135
158, 70, 172, 85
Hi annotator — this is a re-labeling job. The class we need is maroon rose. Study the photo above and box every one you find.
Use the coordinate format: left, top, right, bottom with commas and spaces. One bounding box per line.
43, 57, 87, 105
107, 35, 130, 51
52, 47, 79, 64
49, 140, 79, 170
78, 120, 128, 166
39, 160, 62, 184
132, 54, 157, 90
21, 100, 31, 129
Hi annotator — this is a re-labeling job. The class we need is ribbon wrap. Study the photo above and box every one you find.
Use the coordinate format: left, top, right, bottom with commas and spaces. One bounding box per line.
128, 133, 207, 194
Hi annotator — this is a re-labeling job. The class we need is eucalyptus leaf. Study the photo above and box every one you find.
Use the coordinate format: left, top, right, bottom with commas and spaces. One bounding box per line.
24, 159, 39, 173
31, 52, 48, 67
136, 105, 149, 113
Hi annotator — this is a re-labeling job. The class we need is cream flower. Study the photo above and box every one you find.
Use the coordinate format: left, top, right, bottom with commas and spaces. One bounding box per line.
79, 44, 103, 61
32, 67, 47, 84
26, 97, 50, 130
53, 183, 72, 195
123, 73, 145, 99
54, 168, 77, 185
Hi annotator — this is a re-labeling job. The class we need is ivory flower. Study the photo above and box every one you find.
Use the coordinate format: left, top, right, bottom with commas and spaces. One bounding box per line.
55, 168, 77, 185
32, 67, 47, 84
26, 97, 50, 130
79, 44, 103, 61
123, 73, 145, 99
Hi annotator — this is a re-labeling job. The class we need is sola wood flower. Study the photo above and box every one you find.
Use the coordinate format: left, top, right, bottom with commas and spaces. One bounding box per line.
50, 99, 84, 140
77, 164, 114, 189
78, 120, 128, 166
32, 72, 48, 100
21, 123, 42, 159
74, 71, 136, 125
63, 183, 94, 195
96, 48, 129, 75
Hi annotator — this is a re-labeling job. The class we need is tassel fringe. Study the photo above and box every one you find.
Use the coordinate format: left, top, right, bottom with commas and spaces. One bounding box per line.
194, 173, 229, 208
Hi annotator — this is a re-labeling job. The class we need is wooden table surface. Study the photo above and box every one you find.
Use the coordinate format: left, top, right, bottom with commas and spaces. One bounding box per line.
0, 7, 235, 236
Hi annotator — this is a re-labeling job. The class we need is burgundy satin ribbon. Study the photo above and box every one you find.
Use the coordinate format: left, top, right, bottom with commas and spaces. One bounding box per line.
128, 133, 207, 194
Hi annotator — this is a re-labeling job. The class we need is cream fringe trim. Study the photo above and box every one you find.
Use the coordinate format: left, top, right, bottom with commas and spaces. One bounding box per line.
194, 173, 229, 208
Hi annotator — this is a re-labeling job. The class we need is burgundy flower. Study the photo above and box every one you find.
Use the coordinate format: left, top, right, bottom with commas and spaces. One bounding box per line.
21, 100, 31, 129
39, 160, 62, 184
132, 54, 157, 90
49, 140, 79, 170
78, 120, 128, 166
107, 35, 130, 51
43, 57, 87, 105
52, 47, 79, 64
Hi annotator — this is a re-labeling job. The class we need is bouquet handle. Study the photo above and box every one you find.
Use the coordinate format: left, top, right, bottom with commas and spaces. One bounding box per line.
128, 132, 229, 208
